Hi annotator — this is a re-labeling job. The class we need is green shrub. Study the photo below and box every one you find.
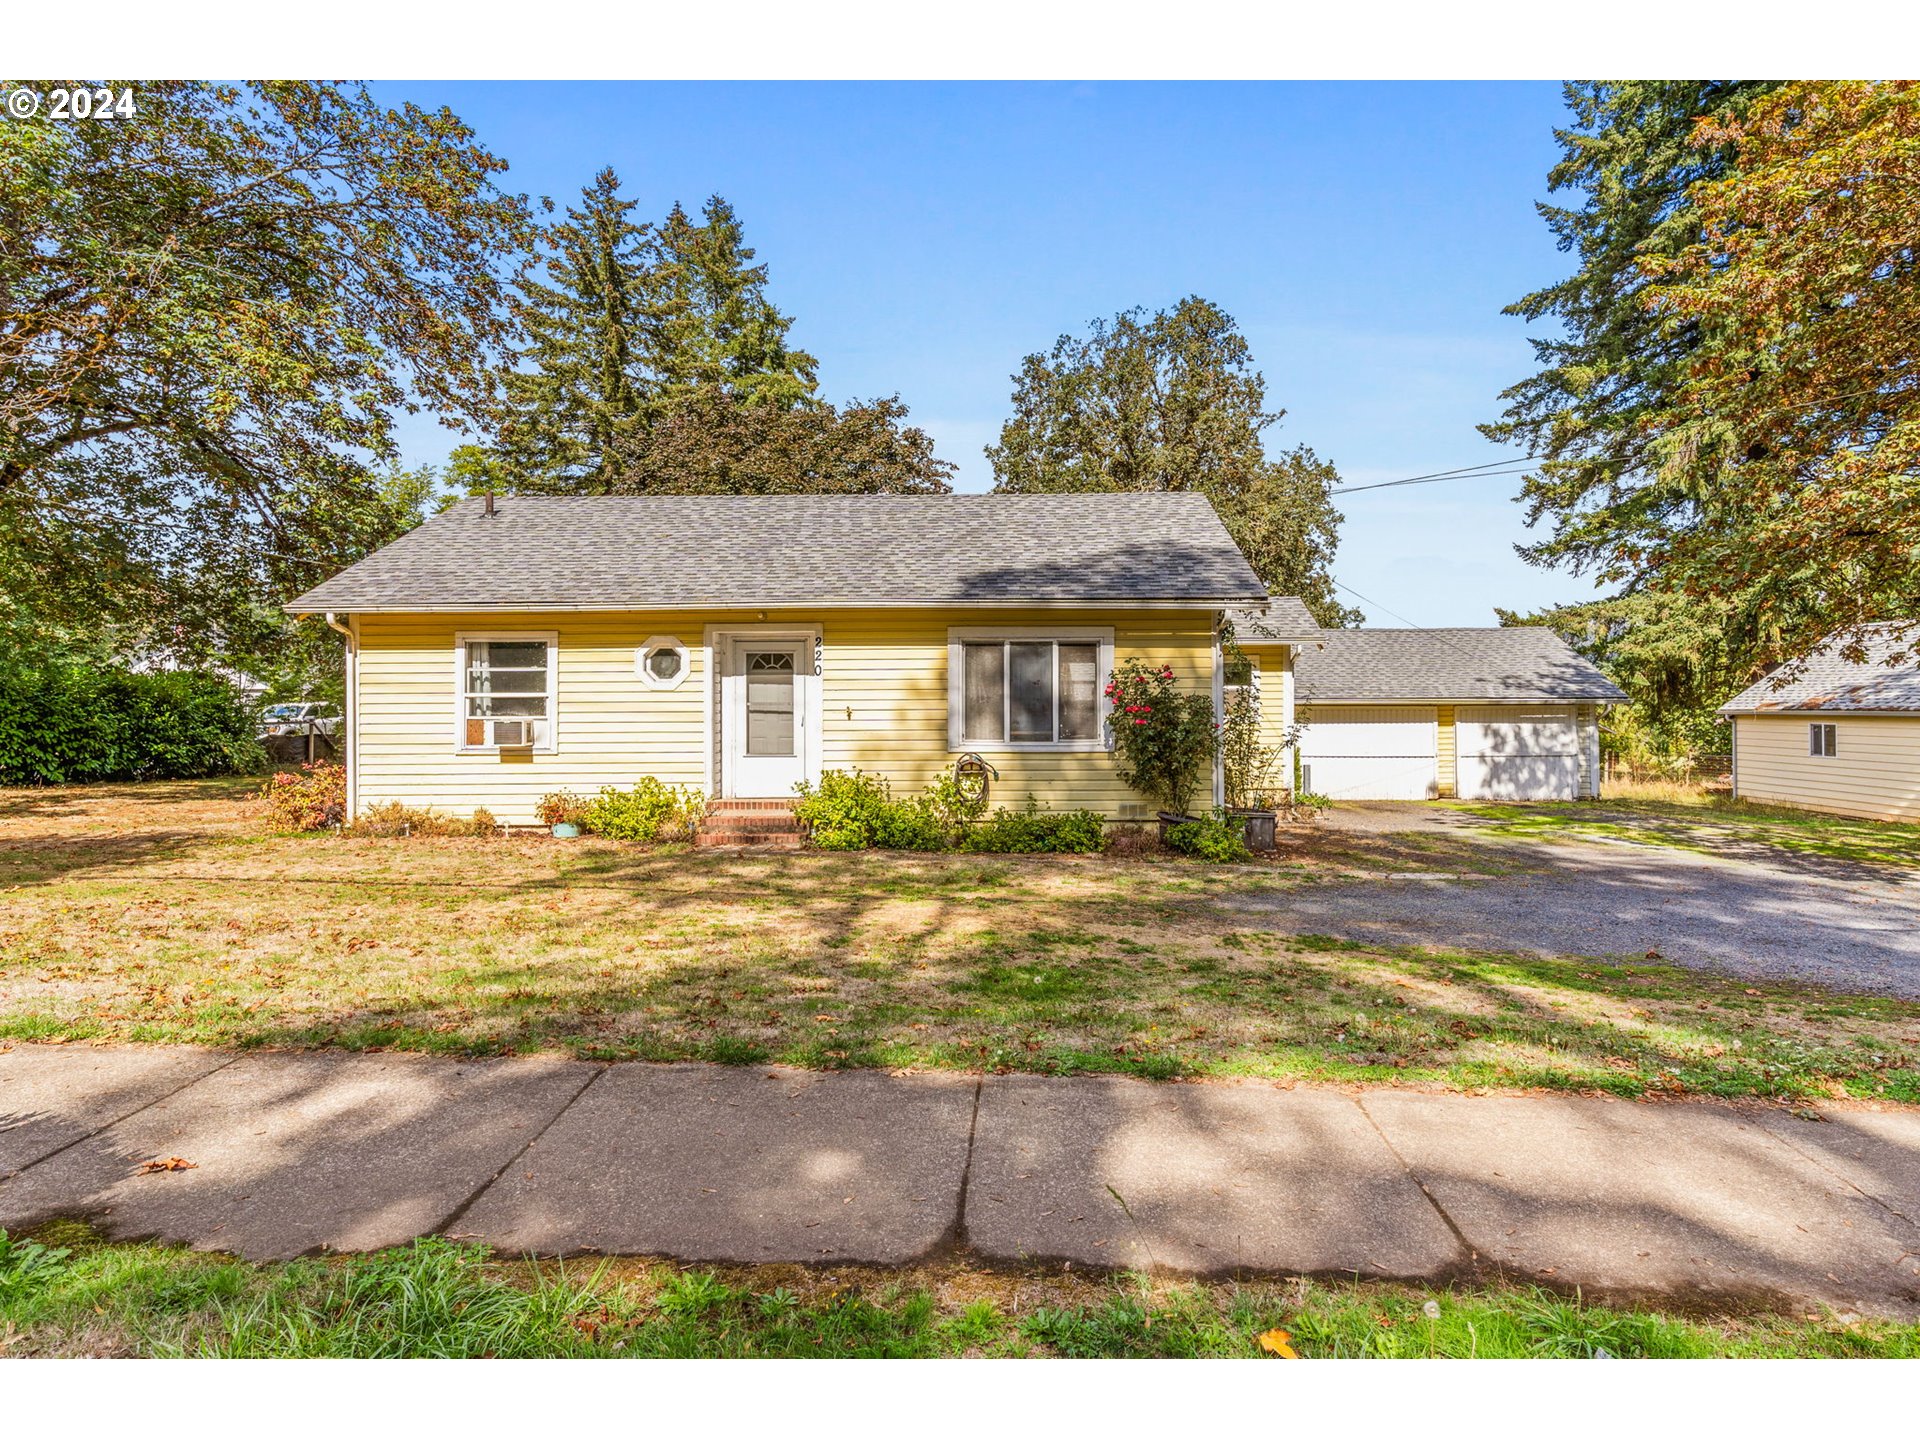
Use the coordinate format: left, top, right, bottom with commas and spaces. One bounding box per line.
581, 777, 705, 843
921, 770, 989, 830
0, 664, 267, 784
259, 760, 348, 831
1164, 810, 1252, 863
793, 769, 890, 849
962, 799, 1107, 855
795, 770, 1017, 852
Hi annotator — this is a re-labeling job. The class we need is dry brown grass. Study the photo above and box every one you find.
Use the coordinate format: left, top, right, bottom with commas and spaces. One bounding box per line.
2, 779, 1917, 1099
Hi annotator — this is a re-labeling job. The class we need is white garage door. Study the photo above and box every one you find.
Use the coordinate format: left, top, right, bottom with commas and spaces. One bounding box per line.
1457, 705, 1579, 800
1300, 706, 1438, 800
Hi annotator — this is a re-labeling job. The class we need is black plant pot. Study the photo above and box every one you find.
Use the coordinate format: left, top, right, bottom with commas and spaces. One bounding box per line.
1228, 808, 1278, 853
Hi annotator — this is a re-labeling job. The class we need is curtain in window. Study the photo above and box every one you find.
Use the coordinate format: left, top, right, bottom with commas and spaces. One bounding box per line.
1008, 643, 1053, 742
1057, 643, 1099, 740
964, 643, 1005, 742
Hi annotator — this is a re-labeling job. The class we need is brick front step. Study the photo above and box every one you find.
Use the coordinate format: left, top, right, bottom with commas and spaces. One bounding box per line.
702, 815, 802, 835
699, 799, 804, 848
694, 829, 804, 849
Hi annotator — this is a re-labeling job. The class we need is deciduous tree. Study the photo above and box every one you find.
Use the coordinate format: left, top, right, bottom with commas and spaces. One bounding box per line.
987, 297, 1360, 625
0, 80, 534, 663
1637, 81, 1920, 665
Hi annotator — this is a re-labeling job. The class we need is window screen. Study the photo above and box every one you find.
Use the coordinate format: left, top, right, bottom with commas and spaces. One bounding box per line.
463, 640, 550, 748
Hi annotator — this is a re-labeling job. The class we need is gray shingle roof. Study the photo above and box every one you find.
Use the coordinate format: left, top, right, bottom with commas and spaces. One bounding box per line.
1295, 628, 1628, 703
1719, 623, 1920, 714
285, 493, 1268, 613
1224, 601, 1320, 643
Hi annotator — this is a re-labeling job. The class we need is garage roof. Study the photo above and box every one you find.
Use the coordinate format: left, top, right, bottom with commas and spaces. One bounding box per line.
1295, 627, 1627, 703
1719, 623, 1920, 715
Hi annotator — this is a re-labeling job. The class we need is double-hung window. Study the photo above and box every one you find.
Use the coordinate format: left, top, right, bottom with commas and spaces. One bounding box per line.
1809, 722, 1837, 758
949, 629, 1113, 750
457, 634, 556, 751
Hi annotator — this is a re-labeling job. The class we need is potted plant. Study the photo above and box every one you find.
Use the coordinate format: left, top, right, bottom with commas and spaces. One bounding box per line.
535, 789, 588, 838
1221, 683, 1294, 853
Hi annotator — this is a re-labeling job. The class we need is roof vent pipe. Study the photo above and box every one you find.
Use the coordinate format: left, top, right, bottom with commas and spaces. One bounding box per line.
483, 491, 495, 518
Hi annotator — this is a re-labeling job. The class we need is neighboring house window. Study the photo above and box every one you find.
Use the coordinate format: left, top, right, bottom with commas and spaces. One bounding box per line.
457, 634, 556, 750
1809, 722, 1837, 758
948, 629, 1114, 750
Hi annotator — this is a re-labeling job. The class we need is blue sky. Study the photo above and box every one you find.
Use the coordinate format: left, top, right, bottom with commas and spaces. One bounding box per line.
382, 81, 1601, 627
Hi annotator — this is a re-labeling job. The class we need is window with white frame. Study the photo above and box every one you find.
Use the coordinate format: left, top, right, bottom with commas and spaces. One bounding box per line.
950, 632, 1111, 749
1809, 722, 1837, 758
636, 635, 690, 690
458, 636, 555, 750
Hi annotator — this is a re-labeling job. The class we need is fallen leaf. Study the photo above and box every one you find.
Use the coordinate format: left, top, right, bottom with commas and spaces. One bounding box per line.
1257, 1327, 1298, 1358
136, 1156, 197, 1174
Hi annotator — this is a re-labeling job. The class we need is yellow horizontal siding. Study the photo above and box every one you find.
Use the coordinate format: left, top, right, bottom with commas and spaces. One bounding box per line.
1734, 715, 1920, 821
353, 608, 1215, 825
1436, 704, 1457, 798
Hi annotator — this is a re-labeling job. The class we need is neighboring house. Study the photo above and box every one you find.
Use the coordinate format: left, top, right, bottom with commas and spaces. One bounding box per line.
285, 493, 1325, 826
1278, 627, 1625, 801
1718, 623, 1920, 823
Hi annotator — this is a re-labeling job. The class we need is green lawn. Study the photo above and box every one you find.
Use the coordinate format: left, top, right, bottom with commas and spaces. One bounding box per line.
4, 1227, 1913, 1358
1450, 795, 1920, 869
3, 780, 1918, 1101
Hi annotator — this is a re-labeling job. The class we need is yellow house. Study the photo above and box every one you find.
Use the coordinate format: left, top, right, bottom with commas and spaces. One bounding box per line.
1720, 623, 1920, 823
285, 493, 1319, 829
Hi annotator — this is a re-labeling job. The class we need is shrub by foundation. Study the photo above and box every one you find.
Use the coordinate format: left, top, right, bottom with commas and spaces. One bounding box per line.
581, 778, 705, 843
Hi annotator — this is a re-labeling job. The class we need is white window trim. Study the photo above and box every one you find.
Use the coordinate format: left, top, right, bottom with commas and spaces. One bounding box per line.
453, 631, 559, 754
636, 634, 691, 691
1809, 721, 1838, 758
946, 626, 1114, 753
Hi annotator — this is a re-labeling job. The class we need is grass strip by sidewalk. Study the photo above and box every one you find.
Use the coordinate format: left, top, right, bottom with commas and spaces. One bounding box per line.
3, 1226, 1915, 1359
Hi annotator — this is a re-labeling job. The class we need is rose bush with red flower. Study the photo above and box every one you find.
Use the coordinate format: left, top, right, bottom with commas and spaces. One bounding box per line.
1105, 659, 1220, 815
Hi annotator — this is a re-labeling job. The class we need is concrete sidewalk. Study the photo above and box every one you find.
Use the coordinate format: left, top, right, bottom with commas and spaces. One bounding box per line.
4, 1043, 1918, 1318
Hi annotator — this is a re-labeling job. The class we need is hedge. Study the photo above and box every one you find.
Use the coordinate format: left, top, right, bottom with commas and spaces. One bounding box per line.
0, 665, 268, 784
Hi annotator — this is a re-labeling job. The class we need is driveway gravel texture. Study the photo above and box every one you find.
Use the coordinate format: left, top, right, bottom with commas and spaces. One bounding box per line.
1230, 806, 1920, 998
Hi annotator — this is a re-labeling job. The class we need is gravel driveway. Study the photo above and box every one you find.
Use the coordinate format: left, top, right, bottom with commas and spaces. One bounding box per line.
1229, 823, 1920, 998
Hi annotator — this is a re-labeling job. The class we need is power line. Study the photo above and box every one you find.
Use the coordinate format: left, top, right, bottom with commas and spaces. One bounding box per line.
1330, 465, 1538, 496
1325, 577, 1514, 672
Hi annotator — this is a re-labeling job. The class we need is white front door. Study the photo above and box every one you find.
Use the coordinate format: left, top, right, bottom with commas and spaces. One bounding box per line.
725, 639, 811, 797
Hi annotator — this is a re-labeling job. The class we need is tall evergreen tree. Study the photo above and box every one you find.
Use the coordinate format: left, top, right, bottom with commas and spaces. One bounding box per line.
650, 197, 819, 410
1483, 81, 1780, 572
987, 297, 1361, 626
495, 168, 655, 491
493, 183, 828, 493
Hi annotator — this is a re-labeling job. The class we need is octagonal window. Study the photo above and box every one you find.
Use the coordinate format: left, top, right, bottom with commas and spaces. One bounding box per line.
636, 636, 690, 690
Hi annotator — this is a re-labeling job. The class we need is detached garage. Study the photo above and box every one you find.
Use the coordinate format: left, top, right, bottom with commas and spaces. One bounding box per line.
1720, 623, 1920, 822
1292, 628, 1625, 802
